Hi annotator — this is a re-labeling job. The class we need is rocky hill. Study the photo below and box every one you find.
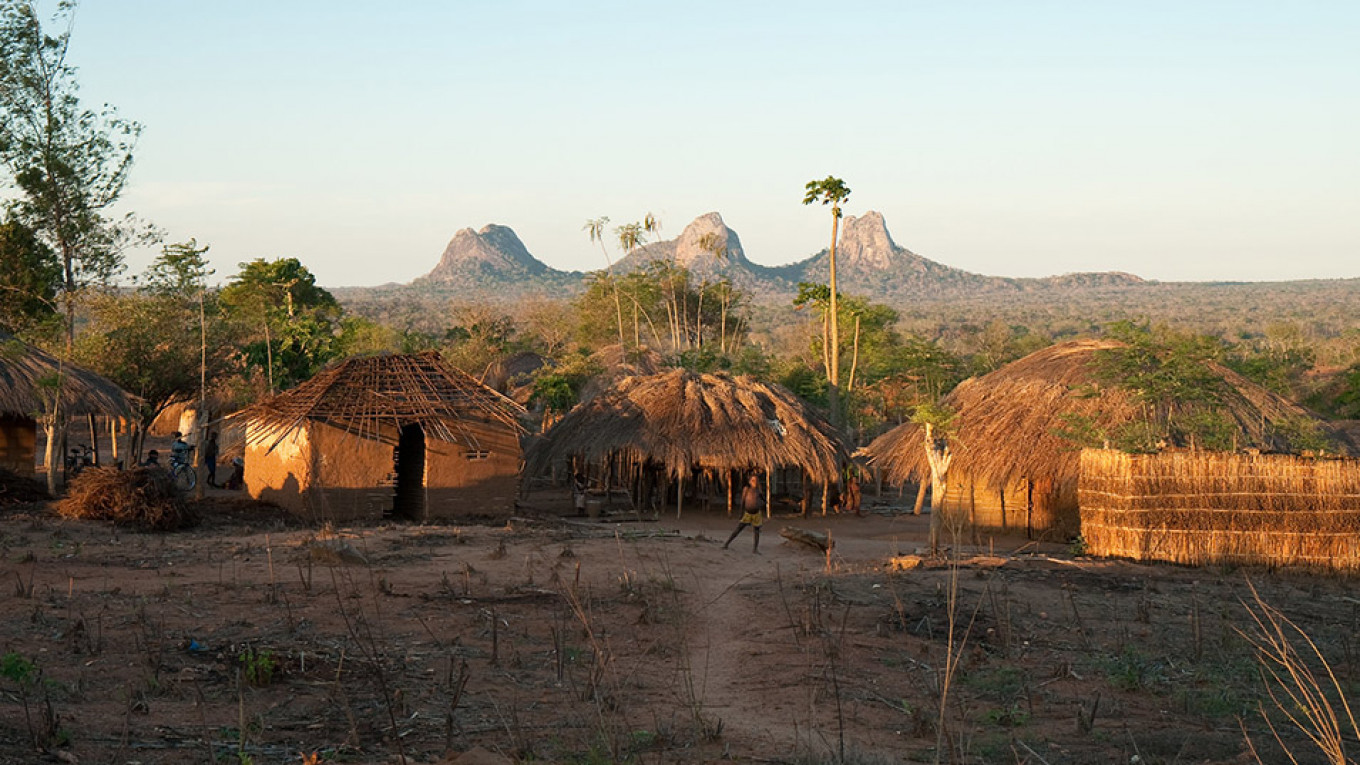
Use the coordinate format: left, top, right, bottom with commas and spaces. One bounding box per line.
613, 213, 800, 293
413, 224, 581, 293
340, 212, 1146, 308
790, 211, 1143, 299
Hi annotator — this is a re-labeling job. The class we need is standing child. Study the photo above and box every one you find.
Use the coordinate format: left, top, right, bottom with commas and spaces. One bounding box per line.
723, 474, 765, 554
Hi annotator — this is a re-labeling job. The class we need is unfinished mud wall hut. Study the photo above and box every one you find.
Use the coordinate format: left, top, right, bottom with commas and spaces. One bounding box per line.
1079, 449, 1360, 571
524, 369, 849, 517
239, 352, 527, 522
0, 333, 135, 477
862, 339, 1346, 541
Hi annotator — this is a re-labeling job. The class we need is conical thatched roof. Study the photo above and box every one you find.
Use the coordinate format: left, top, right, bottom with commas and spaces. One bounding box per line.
240, 352, 527, 447
0, 334, 135, 419
524, 369, 849, 481
863, 339, 1344, 489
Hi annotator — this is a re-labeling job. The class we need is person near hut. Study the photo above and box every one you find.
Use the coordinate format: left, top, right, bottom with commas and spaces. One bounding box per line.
723, 474, 764, 554
224, 457, 245, 490
141, 450, 162, 468
203, 431, 220, 488
572, 472, 588, 516
840, 473, 862, 516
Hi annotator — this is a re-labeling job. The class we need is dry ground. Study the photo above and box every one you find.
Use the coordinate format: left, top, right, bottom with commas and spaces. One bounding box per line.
1, 489, 1358, 765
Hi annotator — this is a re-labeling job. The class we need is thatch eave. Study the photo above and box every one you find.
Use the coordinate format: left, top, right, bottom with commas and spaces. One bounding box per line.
0, 334, 136, 420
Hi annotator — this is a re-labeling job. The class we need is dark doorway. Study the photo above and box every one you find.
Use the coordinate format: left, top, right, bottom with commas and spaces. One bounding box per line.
393, 424, 426, 520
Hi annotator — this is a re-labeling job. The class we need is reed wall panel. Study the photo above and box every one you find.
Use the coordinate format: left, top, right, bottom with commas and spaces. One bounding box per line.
1078, 449, 1360, 571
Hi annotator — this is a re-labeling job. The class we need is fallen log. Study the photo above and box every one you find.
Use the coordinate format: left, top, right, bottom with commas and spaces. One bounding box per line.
780, 526, 832, 552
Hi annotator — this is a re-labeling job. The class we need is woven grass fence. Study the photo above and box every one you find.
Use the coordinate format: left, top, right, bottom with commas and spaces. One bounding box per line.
1078, 449, 1360, 572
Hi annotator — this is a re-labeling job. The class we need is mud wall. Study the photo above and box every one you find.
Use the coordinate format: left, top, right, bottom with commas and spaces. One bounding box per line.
423, 421, 521, 519
0, 415, 36, 476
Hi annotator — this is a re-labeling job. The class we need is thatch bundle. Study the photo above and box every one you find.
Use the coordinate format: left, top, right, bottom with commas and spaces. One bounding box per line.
0, 467, 48, 505
525, 369, 847, 482
238, 351, 527, 450
1079, 449, 1360, 571
863, 339, 1339, 492
0, 333, 135, 418
57, 467, 192, 531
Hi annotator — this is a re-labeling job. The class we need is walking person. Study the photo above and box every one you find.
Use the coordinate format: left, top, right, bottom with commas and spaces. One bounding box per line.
203, 431, 220, 488
723, 473, 765, 554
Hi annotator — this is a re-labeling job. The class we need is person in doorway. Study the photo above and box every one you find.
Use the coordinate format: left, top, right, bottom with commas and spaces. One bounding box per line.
203, 431, 220, 487
723, 473, 764, 554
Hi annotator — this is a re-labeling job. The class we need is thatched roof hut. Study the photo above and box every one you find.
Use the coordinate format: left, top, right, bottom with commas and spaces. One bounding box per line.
0, 334, 134, 419
1, 334, 135, 476
238, 352, 527, 522
482, 351, 549, 405
525, 369, 849, 516
578, 343, 669, 402
862, 339, 1344, 538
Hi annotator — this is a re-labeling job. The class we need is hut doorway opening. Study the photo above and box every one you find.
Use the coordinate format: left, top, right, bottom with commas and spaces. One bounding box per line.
393, 424, 426, 520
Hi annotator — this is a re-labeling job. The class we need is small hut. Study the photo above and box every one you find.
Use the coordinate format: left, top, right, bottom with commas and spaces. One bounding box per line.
863, 339, 1345, 540
239, 352, 527, 522
481, 351, 550, 406
524, 369, 848, 516
0, 334, 135, 476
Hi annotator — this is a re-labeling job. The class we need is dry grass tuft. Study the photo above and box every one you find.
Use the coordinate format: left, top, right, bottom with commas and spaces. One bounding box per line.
57, 467, 193, 531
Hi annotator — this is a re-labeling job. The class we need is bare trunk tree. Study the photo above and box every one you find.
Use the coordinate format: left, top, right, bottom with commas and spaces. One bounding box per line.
924, 422, 954, 553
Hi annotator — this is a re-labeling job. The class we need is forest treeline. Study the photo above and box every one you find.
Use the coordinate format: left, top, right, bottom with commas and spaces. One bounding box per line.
8, 239, 1358, 456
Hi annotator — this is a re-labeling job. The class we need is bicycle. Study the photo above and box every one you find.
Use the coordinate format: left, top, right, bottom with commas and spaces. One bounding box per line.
169, 447, 197, 491
65, 443, 95, 479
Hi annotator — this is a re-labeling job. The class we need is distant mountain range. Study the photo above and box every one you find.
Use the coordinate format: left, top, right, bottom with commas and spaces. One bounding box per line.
350, 211, 1145, 304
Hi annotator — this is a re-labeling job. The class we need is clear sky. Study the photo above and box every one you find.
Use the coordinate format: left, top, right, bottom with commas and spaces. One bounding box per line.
54, 1, 1360, 286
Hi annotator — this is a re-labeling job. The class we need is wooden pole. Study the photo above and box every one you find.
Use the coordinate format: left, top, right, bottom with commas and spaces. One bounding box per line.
765, 469, 772, 519
109, 417, 119, 466
676, 472, 684, 520
87, 413, 99, 466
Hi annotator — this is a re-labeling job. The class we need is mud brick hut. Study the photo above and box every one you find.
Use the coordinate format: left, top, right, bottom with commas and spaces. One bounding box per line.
524, 369, 849, 517
863, 339, 1347, 541
239, 352, 527, 522
0, 333, 135, 477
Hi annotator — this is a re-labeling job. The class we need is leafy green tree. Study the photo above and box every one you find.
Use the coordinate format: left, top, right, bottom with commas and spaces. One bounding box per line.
219, 257, 341, 393
1094, 321, 1248, 451
1, 0, 153, 490
0, 217, 58, 334
802, 176, 851, 427
141, 239, 212, 297
0, 0, 152, 335
75, 291, 237, 459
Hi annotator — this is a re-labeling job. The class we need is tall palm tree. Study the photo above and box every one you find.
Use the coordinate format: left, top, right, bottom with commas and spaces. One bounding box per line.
583, 216, 626, 347
803, 176, 851, 427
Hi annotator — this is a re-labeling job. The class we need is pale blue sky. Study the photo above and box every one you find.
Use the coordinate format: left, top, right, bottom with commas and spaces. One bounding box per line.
57, 1, 1360, 286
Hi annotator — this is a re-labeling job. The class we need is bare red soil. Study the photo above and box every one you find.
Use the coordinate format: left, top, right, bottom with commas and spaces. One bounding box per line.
0, 490, 1355, 764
